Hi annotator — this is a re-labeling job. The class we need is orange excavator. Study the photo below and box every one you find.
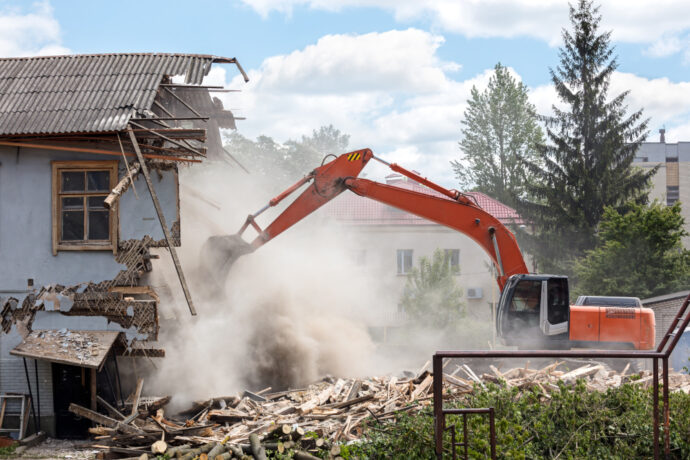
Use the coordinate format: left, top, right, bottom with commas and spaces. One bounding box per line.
209, 148, 655, 350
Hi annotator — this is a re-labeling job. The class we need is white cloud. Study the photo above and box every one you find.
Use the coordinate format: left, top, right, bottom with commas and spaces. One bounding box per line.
218, 28, 690, 189
0, 1, 69, 57
644, 35, 684, 57
240, 0, 690, 52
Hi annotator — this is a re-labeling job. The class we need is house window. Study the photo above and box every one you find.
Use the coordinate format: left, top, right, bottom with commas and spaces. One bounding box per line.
397, 249, 413, 275
52, 161, 118, 254
444, 249, 460, 271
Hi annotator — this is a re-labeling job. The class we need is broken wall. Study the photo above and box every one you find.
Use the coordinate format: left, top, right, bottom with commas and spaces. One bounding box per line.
0, 145, 181, 435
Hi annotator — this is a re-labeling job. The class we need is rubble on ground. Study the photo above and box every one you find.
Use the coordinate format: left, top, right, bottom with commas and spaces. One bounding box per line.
61, 361, 689, 459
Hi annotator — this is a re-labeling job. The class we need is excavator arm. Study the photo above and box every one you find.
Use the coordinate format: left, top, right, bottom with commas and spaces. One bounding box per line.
233, 148, 528, 290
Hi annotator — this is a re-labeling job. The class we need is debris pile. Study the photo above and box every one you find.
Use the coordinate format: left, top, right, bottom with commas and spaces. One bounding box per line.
70, 362, 690, 459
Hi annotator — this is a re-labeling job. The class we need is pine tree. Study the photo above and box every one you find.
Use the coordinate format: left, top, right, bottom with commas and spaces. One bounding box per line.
518, 0, 654, 273
452, 63, 543, 206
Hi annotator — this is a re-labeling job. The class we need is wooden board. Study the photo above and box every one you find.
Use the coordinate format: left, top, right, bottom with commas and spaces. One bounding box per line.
10, 330, 121, 369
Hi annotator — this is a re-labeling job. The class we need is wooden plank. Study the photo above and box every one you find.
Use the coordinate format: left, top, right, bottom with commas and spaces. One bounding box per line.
130, 378, 143, 417
68, 403, 141, 434
96, 396, 125, 420
0, 140, 201, 163
0, 398, 6, 429
127, 126, 196, 316
19, 396, 29, 440
91, 369, 97, 412
129, 121, 204, 157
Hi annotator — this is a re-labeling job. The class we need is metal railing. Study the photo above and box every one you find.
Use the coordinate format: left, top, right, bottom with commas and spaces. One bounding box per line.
433, 292, 690, 460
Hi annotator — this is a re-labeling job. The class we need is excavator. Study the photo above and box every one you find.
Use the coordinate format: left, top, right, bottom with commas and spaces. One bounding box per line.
205, 148, 655, 350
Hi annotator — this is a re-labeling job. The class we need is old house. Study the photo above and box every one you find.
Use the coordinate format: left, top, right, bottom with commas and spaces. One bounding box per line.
0, 53, 246, 437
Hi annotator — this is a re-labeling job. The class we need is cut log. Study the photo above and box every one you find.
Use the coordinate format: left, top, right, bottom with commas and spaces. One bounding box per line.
104, 162, 141, 209
206, 443, 225, 459
164, 444, 190, 456
151, 440, 167, 455
294, 451, 321, 460
249, 433, 267, 460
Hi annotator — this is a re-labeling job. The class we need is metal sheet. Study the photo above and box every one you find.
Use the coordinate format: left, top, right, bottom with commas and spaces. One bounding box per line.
0, 53, 231, 136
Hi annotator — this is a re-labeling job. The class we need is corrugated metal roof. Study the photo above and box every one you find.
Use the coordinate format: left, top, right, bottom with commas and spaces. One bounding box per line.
0, 53, 232, 136
325, 180, 524, 225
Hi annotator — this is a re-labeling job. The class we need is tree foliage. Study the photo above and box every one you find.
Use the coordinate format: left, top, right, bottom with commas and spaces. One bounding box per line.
400, 249, 464, 329
346, 382, 690, 459
225, 125, 350, 186
574, 202, 690, 298
517, 0, 654, 274
452, 63, 543, 206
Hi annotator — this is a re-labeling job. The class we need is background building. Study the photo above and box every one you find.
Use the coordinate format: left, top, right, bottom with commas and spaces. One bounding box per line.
324, 173, 530, 339
634, 129, 690, 245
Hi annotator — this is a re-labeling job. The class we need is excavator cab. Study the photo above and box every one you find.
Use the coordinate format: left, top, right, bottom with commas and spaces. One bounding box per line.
497, 274, 570, 348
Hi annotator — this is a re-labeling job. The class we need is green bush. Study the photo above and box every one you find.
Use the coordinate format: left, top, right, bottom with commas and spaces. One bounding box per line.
343, 382, 690, 459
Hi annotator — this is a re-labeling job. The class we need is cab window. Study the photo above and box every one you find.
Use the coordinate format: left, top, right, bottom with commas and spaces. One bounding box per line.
510, 280, 541, 312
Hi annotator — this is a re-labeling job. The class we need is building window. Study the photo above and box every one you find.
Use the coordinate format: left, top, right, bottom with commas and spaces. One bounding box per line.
667, 186, 679, 206
52, 161, 118, 254
444, 249, 460, 272
396, 249, 413, 275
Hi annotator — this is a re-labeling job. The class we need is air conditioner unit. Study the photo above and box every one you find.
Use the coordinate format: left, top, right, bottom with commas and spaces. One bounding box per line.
466, 287, 483, 299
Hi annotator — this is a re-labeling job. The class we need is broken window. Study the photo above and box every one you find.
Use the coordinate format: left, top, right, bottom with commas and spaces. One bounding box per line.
52, 161, 118, 254
396, 249, 413, 275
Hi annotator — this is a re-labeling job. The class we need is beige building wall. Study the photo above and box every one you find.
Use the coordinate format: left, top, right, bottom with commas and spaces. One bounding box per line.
340, 223, 530, 329
637, 162, 666, 203
634, 135, 690, 248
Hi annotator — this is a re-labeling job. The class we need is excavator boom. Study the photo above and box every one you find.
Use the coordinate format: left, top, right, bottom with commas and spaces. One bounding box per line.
231, 149, 526, 290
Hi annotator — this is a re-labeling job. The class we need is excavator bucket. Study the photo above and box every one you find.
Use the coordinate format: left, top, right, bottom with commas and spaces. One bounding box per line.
199, 234, 255, 292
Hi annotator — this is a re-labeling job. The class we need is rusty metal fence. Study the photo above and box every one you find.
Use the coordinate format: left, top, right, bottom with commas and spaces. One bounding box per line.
433, 292, 690, 460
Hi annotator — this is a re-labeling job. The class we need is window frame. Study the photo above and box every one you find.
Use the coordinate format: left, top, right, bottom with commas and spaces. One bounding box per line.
444, 248, 460, 272
52, 161, 118, 255
396, 249, 413, 275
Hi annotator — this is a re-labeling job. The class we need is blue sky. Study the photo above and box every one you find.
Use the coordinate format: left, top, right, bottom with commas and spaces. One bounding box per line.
3, 0, 690, 186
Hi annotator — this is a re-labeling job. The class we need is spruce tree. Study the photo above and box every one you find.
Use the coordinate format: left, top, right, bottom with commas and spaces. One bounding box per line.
518, 0, 654, 274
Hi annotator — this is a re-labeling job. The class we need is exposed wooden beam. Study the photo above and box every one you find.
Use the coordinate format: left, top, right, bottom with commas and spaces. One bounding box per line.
127, 126, 197, 316
162, 86, 204, 119
104, 162, 141, 209
0, 140, 201, 163
128, 121, 205, 157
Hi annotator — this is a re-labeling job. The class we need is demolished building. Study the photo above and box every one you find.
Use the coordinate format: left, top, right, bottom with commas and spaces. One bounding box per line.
0, 53, 247, 437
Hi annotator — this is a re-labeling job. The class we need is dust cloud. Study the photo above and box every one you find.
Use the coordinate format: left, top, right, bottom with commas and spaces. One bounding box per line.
146, 160, 397, 407
145, 157, 499, 408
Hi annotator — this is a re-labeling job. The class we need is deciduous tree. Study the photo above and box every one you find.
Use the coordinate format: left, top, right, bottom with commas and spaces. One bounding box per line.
452, 63, 543, 206
574, 202, 690, 299
401, 249, 464, 329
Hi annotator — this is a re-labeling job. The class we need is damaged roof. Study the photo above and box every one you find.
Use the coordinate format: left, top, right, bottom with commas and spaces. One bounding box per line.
327, 180, 524, 225
0, 53, 237, 136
